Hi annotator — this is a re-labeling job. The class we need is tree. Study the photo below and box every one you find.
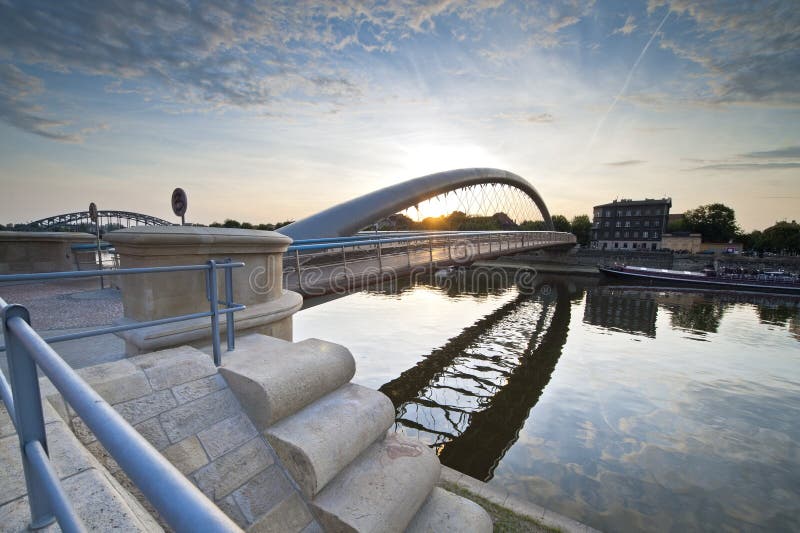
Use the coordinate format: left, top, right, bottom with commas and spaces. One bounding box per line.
667, 218, 689, 233
518, 220, 547, 231
222, 219, 241, 228
570, 214, 591, 246
683, 203, 740, 242
550, 214, 571, 233
761, 221, 800, 254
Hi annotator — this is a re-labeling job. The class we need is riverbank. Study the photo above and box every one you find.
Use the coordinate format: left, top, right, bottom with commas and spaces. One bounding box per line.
0, 279, 601, 532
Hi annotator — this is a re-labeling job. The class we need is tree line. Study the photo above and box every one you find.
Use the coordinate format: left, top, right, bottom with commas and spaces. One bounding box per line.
207, 219, 294, 230
668, 203, 799, 254
385, 211, 593, 245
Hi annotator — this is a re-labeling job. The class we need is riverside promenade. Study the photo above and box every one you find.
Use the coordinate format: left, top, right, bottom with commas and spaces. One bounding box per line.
0, 276, 597, 532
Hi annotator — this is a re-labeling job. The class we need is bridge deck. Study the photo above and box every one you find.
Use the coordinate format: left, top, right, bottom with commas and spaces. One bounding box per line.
283, 233, 573, 296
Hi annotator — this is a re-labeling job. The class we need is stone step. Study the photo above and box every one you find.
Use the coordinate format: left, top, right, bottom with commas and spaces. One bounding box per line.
264, 383, 395, 499
220, 334, 355, 429
311, 433, 440, 533
405, 487, 493, 533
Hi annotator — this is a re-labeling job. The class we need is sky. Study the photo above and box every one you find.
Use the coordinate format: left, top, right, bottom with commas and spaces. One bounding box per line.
0, 0, 798, 232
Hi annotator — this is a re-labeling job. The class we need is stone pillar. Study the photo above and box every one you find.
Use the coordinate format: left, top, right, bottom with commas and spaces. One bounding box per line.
105, 226, 302, 355
0, 231, 96, 274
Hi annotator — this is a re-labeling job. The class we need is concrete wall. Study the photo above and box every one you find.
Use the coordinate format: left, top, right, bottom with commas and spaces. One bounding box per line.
661, 233, 702, 253
0, 231, 95, 274
572, 249, 674, 268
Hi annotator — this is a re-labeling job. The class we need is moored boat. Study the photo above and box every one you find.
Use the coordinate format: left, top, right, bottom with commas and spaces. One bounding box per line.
599, 264, 800, 295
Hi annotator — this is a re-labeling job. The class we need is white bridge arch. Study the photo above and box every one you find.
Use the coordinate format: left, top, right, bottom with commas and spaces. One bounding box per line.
278, 168, 554, 240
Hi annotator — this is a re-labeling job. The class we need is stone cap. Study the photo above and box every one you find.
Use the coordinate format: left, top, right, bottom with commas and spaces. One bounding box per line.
105, 226, 292, 254
0, 231, 96, 242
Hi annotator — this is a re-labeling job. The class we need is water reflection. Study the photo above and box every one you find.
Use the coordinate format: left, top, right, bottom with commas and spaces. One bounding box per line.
296, 273, 800, 532
380, 276, 575, 481
583, 287, 658, 337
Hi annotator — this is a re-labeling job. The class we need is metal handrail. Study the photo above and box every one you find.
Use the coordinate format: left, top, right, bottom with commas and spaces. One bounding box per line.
0, 261, 245, 366
284, 231, 575, 293
287, 230, 573, 252
1, 302, 241, 532
0, 260, 248, 531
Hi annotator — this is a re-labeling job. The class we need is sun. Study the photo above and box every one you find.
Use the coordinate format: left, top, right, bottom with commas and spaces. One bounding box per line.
397, 143, 507, 220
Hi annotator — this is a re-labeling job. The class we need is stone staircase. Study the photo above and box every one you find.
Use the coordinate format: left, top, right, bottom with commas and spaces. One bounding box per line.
220, 334, 492, 532
12, 334, 491, 532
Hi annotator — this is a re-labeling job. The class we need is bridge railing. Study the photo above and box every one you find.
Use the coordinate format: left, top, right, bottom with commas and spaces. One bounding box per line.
0, 260, 245, 366
0, 261, 247, 531
283, 230, 575, 292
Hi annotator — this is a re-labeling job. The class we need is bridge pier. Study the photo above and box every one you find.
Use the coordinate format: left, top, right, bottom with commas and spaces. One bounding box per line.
105, 226, 302, 355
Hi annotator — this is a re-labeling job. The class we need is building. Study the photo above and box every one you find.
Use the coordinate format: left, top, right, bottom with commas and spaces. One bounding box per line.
661, 231, 702, 253
590, 198, 671, 250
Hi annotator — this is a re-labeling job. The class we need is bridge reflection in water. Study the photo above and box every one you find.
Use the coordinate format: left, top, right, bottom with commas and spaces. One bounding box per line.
379, 274, 575, 481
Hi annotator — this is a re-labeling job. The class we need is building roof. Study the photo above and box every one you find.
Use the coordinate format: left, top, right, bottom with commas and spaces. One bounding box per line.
594, 198, 672, 209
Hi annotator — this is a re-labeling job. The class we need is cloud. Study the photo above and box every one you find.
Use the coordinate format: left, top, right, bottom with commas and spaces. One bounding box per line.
0, 63, 82, 142
605, 160, 646, 166
612, 15, 637, 36
492, 111, 555, 124
741, 146, 800, 159
688, 162, 800, 171
649, 0, 800, 106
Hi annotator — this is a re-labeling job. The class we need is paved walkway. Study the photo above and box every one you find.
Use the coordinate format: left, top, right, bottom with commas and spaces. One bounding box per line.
0, 280, 126, 378
284, 238, 571, 295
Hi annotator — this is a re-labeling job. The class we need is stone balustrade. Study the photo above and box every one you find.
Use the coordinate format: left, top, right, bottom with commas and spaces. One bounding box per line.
0, 231, 96, 274
105, 226, 302, 355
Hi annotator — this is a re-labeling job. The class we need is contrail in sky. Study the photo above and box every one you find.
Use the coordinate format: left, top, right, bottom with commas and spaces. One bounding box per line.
588, 10, 671, 148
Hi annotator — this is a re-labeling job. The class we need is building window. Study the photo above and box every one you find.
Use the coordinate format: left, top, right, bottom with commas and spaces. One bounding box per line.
614, 242, 619, 248
626, 210, 632, 216
635, 209, 641, 216
604, 221, 610, 227
623, 243, 628, 248
644, 220, 650, 227
615, 221, 621, 228
643, 231, 648, 238
634, 220, 640, 227
603, 231, 609, 238
606, 210, 611, 217
653, 232, 659, 239
625, 221, 630, 227
633, 231, 639, 238
655, 209, 661, 215
614, 231, 620, 238
645, 209, 650, 215
624, 231, 629, 238
595, 209, 601, 218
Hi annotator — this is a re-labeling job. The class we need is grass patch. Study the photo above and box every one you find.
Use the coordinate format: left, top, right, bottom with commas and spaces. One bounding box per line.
438, 481, 561, 533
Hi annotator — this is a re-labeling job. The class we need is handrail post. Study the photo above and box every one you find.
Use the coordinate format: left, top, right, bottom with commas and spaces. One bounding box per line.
341, 246, 347, 274
207, 260, 222, 367
224, 259, 235, 353
377, 242, 383, 273
406, 241, 411, 268
428, 238, 433, 265
447, 236, 452, 261
2, 304, 56, 530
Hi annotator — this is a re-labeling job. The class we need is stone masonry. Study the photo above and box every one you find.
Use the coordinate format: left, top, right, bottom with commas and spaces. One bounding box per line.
40, 344, 321, 532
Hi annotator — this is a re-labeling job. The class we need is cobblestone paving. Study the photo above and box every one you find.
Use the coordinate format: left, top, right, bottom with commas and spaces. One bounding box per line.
0, 279, 122, 330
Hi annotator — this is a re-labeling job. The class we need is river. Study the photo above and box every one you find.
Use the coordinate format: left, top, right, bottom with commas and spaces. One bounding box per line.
294, 270, 800, 532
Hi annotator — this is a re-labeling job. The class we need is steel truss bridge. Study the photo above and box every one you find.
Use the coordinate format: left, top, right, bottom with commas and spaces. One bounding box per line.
24, 210, 174, 232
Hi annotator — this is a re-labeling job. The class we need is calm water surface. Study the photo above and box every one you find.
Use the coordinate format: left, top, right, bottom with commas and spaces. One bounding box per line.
294, 274, 800, 532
